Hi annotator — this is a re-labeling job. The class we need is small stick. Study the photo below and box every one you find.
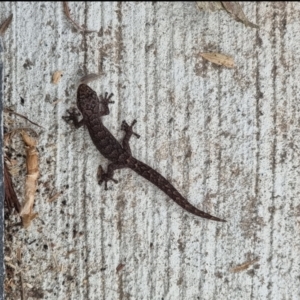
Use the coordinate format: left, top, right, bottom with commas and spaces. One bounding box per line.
0, 14, 13, 37
4, 108, 43, 128
4, 160, 21, 214
63, 2, 96, 33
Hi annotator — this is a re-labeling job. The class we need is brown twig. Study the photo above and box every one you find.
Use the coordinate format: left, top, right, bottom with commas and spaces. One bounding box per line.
0, 14, 13, 36
63, 2, 96, 33
4, 108, 43, 128
231, 258, 259, 273
116, 263, 125, 273
16, 248, 25, 300
4, 159, 21, 214
48, 191, 64, 203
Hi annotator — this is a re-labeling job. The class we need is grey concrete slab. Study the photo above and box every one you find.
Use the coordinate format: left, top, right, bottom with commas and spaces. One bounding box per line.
1, 2, 300, 299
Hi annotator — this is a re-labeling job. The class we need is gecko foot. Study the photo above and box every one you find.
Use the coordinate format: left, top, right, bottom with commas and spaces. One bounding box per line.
62, 108, 80, 122
62, 108, 83, 128
100, 92, 114, 105
121, 120, 140, 139
97, 165, 118, 190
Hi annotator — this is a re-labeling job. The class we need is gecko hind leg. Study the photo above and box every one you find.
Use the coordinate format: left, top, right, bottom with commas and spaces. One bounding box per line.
97, 162, 128, 190
121, 120, 140, 154
97, 165, 118, 190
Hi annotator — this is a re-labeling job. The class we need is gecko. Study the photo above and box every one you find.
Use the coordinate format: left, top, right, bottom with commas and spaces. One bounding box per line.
63, 84, 225, 222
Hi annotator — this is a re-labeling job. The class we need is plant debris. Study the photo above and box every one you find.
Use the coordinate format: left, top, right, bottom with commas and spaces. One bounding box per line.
196, 2, 258, 29
4, 159, 21, 215
196, 2, 223, 12
116, 263, 125, 272
199, 52, 235, 68
230, 258, 259, 273
4, 108, 43, 128
4, 127, 40, 227
4, 128, 38, 147
63, 2, 96, 33
79, 73, 101, 84
52, 71, 63, 84
48, 191, 64, 203
19, 131, 39, 229
16, 248, 25, 300
0, 14, 13, 36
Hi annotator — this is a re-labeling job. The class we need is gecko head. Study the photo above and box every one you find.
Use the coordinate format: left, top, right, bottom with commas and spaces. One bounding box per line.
77, 84, 100, 116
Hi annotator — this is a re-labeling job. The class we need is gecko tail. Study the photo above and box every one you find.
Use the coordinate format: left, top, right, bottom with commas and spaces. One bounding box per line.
182, 202, 226, 222
128, 157, 226, 222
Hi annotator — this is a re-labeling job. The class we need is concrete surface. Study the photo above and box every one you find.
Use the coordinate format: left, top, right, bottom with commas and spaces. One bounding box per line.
0, 36, 5, 299
1, 2, 300, 299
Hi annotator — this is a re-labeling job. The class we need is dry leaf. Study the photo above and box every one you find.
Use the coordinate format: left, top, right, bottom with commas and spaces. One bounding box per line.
221, 2, 259, 29
63, 2, 83, 31
19, 131, 39, 229
196, 2, 258, 29
4, 128, 38, 149
196, 2, 223, 12
63, 2, 96, 33
116, 263, 125, 272
199, 52, 235, 68
79, 73, 101, 84
63, 2, 71, 18
4, 256, 12, 262
4, 127, 38, 217
0, 14, 13, 36
52, 71, 63, 84
6, 263, 17, 270
231, 258, 259, 273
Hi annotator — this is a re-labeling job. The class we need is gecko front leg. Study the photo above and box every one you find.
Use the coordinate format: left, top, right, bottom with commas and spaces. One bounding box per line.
121, 119, 140, 154
99, 92, 114, 116
62, 108, 84, 128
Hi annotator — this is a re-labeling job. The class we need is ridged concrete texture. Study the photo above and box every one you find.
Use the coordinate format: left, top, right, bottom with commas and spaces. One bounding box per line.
1, 2, 300, 299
